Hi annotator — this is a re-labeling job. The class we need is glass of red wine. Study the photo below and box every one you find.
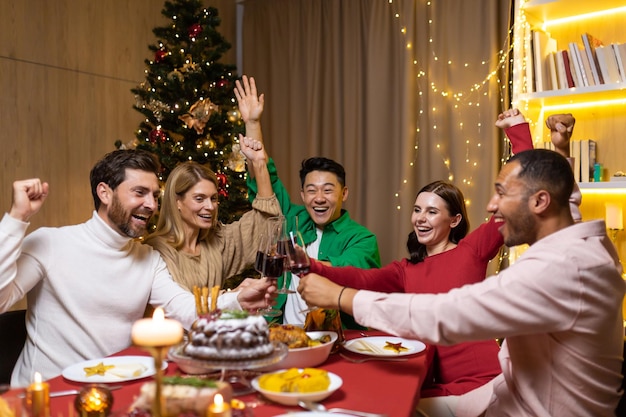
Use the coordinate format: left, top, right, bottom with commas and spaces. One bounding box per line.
284, 216, 311, 277
255, 217, 285, 317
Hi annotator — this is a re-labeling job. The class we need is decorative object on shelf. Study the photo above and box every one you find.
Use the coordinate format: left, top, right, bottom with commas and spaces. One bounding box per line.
131, 308, 183, 417
25, 372, 49, 417
74, 385, 113, 417
605, 202, 624, 243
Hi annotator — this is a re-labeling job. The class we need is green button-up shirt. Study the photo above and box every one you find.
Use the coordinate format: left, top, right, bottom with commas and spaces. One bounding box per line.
247, 159, 381, 327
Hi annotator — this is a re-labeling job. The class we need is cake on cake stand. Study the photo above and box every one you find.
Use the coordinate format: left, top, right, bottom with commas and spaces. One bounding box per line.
168, 342, 288, 395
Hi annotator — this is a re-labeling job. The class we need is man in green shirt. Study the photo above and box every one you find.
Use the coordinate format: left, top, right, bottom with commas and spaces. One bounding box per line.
235, 75, 381, 327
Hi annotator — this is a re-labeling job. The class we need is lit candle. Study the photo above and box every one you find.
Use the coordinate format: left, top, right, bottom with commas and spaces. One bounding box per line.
131, 307, 183, 347
26, 372, 50, 417
606, 203, 624, 230
207, 394, 231, 417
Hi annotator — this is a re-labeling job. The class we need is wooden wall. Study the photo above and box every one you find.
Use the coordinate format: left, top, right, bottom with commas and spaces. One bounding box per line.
0, 0, 237, 309
0, 0, 237, 229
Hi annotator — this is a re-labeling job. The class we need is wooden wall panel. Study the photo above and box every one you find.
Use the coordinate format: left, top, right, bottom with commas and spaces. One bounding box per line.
0, 0, 237, 231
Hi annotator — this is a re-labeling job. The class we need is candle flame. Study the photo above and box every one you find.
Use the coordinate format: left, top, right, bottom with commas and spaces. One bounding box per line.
153, 307, 165, 321
34, 371, 42, 384
214, 393, 224, 406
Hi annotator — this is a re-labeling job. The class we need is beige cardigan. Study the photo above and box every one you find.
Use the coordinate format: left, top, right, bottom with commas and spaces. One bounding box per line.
146, 195, 281, 291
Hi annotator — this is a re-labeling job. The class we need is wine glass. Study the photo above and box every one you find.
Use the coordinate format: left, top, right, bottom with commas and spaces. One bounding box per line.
255, 217, 285, 317
284, 216, 310, 276
275, 217, 297, 295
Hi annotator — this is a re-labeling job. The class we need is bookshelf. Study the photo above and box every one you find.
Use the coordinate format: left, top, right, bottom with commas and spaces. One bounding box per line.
513, 0, 626, 262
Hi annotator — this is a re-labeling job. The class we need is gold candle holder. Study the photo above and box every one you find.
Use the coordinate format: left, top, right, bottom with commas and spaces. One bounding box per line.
25, 372, 49, 417
142, 346, 168, 417
130, 308, 183, 417
74, 385, 113, 417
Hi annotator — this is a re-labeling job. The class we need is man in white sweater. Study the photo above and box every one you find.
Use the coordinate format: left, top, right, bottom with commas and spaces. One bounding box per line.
299, 149, 625, 416
0, 149, 275, 387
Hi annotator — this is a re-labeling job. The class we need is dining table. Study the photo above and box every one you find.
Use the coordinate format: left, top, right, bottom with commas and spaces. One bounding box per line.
2, 330, 432, 417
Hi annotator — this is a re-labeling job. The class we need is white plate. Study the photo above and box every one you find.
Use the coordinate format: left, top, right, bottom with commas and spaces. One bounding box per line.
251, 369, 343, 406
62, 355, 167, 383
343, 336, 426, 357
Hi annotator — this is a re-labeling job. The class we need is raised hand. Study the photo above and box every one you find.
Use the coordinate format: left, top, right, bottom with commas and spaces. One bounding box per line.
545, 113, 575, 157
495, 108, 527, 129
9, 178, 49, 222
234, 75, 264, 124
239, 134, 266, 163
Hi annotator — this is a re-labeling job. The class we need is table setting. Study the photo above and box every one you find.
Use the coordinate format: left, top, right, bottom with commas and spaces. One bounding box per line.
1, 301, 430, 417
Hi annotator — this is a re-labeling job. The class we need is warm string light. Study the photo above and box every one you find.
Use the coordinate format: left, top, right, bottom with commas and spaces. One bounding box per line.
388, 0, 515, 210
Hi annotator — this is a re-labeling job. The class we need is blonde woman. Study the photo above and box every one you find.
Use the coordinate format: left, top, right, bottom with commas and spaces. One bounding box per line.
144, 136, 281, 296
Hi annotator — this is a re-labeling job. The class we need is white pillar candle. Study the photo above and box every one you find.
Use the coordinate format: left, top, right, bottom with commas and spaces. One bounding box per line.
131, 307, 183, 347
605, 203, 624, 230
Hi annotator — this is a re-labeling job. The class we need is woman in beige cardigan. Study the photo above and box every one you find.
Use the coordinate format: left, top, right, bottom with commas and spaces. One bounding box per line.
144, 135, 281, 296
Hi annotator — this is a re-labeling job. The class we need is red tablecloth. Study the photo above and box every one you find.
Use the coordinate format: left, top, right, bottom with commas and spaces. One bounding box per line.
3, 330, 431, 417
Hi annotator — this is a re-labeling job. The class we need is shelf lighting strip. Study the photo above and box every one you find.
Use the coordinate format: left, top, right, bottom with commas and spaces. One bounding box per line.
542, 98, 626, 112
543, 6, 626, 27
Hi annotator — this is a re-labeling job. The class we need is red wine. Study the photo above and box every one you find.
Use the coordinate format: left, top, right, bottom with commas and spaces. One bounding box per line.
261, 254, 285, 278
254, 251, 266, 273
290, 264, 310, 275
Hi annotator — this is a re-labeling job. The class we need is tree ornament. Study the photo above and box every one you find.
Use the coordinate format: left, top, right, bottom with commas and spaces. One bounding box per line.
178, 98, 219, 134
149, 129, 167, 144
167, 69, 184, 83
154, 49, 168, 63
188, 23, 203, 39
227, 109, 241, 123
228, 143, 247, 172
217, 79, 229, 89
216, 172, 229, 198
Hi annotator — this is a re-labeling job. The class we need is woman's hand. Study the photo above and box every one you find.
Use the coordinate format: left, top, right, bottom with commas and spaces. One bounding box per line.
236, 277, 277, 310
234, 75, 264, 124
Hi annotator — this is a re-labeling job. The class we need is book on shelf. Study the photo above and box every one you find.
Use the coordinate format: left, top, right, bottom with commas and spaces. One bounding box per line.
561, 50, 577, 88
532, 30, 557, 91
554, 51, 568, 89
580, 33, 604, 85
547, 52, 559, 91
580, 139, 597, 183
568, 42, 588, 87
570, 140, 581, 183
578, 44, 596, 86
612, 42, 626, 82
595, 45, 622, 84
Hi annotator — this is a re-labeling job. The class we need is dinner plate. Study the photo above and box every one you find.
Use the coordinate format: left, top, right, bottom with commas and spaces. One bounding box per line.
62, 355, 167, 383
342, 336, 426, 357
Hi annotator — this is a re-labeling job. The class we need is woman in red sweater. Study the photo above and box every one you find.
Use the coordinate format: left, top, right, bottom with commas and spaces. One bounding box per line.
308, 110, 543, 399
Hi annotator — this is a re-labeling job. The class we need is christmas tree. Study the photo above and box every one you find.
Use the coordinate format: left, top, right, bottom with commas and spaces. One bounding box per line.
119, 0, 250, 227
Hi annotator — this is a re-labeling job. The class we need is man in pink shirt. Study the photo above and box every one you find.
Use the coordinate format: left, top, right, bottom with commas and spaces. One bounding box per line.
299, 149, 625, 416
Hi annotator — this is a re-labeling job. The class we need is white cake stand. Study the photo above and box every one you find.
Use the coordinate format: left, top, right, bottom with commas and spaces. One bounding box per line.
167, 342, 288, 395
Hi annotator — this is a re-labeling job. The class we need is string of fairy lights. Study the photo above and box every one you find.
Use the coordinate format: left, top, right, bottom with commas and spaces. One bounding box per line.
386, 0, 517, 219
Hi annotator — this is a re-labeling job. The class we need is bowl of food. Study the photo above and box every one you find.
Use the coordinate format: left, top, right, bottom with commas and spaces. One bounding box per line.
251, 368, 343, 406
259, 326, 337, 371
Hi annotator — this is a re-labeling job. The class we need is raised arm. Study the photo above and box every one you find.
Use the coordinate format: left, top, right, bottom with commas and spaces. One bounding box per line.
545, 113, 581, 222
9, 178, 49, 222
495, 108, 533, 154
239, 135, 273, 198
234, 75, 266, 159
